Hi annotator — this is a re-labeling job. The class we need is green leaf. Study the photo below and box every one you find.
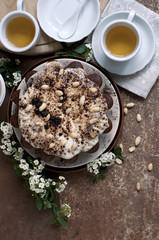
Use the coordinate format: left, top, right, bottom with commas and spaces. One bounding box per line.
45, 190, 49, 199
0, 68, 6, 73
44, 200, 52, 209
48, 190, 55, 202
14, 165, 22, 177
24, 181, 30, 189
58, 218, 67, 228
50, 218, 58, 225
113, 147, 124, 160
9, 155, 16, 162
74, 44, 86, 54
99, 174, 105, 179
52, 205, 59, 217
36, 198, 42, 211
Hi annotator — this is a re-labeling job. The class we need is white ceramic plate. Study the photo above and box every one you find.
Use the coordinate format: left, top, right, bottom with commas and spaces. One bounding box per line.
37, 0, 100, 43
11, 57, 123, 171
0, 74, 6, 107
92, 11, 155, 75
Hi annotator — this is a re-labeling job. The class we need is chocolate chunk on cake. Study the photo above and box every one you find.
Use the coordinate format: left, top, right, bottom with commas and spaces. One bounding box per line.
18, 61, 109, 159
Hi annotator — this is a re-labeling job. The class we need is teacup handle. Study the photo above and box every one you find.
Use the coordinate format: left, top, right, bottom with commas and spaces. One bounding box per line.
127, 10, 136, 22
17, 0, 26, 11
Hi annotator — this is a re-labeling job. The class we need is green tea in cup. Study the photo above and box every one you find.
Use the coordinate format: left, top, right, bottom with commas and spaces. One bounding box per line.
106, 25, 137, 57
6, 17, 35, 47
101, 11, 141, 62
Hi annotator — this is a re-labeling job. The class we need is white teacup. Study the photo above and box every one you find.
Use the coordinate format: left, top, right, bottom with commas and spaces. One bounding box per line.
0, 0, 40, 53
0, 74, 6, 107
101, 11, 141, 62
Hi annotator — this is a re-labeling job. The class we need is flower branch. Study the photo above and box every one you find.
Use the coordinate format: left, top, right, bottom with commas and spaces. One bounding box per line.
0, 121, 71, 227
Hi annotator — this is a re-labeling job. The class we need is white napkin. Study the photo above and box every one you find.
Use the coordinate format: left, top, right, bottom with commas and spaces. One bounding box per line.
97, 0, 159, 98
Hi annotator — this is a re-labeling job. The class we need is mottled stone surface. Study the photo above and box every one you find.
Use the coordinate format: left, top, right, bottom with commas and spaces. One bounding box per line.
0, 1, 159, 239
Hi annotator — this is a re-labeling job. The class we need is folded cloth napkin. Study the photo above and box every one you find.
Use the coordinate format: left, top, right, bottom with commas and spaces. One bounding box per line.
96, 0, 159, 98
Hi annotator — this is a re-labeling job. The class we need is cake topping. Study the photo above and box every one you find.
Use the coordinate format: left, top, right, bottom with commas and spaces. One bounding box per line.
18, 61, 109, 159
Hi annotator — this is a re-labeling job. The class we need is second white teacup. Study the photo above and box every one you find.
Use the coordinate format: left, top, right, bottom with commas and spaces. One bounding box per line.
0, 0, 40, 53
101, 11, 141, 62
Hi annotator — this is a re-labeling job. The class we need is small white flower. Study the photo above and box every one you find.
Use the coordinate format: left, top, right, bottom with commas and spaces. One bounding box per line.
3, 150, 11, 155
35, 189, 41, 194
38, 164, 45, 171
12, 141, 16, 145
55, 183, 65, 193
39, 183, 45, 189
22, 171, 28, 176
18, 147, 24, 153
29, 170, 35, 176
20, 159, 26, 164
92, 163, 98, 170
23, 163, 29, 170
88, 167, 93, 173
0, 58, 10, 66
61, 204, 71, 218
40, 177, 45, 183
52, 181, 56, 186
13, 71, 22, 86
94, 169, 99, 175
59, 176, 65, 181
45, 182, 50, 187
0, 145, 6, 150
85, 43, 92, 49
34, 160, 39, 166
64, 181, 67, 185
15, 59, 20, 65
19, 163, 24, 169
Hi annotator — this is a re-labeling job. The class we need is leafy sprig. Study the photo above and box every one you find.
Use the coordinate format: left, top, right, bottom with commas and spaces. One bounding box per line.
0, 121, 71, 227
0, 58, 22, 88
56, 43, 93, 61
88, 147, 124, 183
112, 146, 124, 161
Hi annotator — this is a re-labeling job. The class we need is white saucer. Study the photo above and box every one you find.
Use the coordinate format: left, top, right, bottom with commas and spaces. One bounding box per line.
37, 0, 100, 43
92, 11, 155, 75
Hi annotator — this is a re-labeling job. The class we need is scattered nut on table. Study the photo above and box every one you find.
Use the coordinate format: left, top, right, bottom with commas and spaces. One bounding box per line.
136, 182, 141, 191
135, 136, 141, 146
124, 107, 128, 115
119, 143, 124, 152
137, 113, 142, 122
148, 163, 153, 171
126, 103, 135, 108
115, 158, 123, 165
129, 146, 136, 153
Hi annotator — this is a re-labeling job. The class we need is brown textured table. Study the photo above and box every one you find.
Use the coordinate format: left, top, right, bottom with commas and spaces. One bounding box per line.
0, 0, 159, 239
